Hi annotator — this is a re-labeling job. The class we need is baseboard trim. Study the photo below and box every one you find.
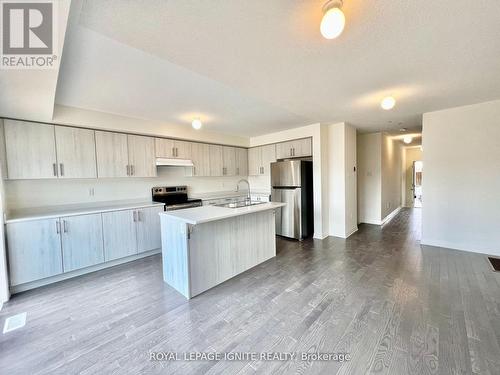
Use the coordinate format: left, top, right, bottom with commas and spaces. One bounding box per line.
420, 239, 499, 257
381, 206, 402, 225
10, 249, 161, 294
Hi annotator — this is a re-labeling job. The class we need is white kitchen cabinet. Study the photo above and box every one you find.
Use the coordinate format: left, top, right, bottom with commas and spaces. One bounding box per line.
190, 142, 211, 176
155, 138, 192, 159
102, 209, 138, 261
95, 131, 129, 178
209, 144, 224, 176
222, 146, 236, 176
6, 218, 63, 285
127, 135, 156, 177
55, 126, 97, 179
276, 138, 312, 159
235, 148, 248, 176
247, 144, 276, 176
136, 206, 163, 253
4, 120, 58, 179
61, 214, 104, 272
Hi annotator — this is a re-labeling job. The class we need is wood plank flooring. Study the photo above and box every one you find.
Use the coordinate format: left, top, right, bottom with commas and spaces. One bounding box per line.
1, 208, 499, 374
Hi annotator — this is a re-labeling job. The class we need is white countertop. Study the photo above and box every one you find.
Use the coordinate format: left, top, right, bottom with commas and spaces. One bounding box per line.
6, 200, 164, 223
160, 202, 285, 225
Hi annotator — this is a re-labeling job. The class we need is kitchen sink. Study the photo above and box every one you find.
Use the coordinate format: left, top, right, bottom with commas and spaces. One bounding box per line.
216, 200, 265, 208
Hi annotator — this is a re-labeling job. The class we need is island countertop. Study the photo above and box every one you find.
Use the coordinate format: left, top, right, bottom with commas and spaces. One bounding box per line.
159, 202, 285, 225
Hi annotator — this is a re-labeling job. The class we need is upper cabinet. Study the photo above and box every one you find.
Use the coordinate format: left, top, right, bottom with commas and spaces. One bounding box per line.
127, 135, 156, 177
235, 148, 248, 176
55, 126, 97, 179
248, 144, 276, 176
4, 120, 58, 179
276, 138, 312, 159
222, 146, 236, 176
155, 138, 192, 159
190, 142, 211, 177
209, 144, 224, 176
95, 131, 129, 178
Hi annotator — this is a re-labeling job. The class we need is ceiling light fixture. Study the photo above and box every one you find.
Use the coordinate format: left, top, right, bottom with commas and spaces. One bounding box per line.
403, 135, 413, 144
192, 118, 202, 130
320, 0, 345, 39
381, 96, 396, 110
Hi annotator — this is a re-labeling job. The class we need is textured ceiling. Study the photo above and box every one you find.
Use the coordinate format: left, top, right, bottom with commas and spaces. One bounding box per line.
56, 0, 500, 136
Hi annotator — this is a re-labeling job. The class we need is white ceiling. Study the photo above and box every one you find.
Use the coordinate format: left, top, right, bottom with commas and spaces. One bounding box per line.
55, 0, 500, 136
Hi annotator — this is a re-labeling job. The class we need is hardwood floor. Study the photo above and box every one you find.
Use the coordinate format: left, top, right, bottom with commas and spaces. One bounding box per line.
1, 208, 499, 374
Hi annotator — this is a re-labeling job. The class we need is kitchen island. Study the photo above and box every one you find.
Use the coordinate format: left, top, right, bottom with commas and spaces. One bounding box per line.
160, 202, 285, 298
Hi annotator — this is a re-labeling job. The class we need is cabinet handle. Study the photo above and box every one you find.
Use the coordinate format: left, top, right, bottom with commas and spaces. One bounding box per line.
137, 210, 141, 222
176, 147, 179, 157
290, 148, 293, 157
133, 210, 137, 222
131, 165, 135, 176
63, 220, 68, 233
53, 163, 58, 176
56, 220, 60, 234
236, 167, 239, 175
59, 163, 64, 176
126, 165, 130, 176
193, 166, 196, 175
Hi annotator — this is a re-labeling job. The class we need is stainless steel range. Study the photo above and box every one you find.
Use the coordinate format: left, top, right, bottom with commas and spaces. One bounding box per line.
152, 186, 202, 211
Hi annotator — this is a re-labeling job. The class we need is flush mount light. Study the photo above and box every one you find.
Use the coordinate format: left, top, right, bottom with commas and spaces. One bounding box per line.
192, 118, 202, 130
403, 135, 413, 144
381, 96, 396, 110
320, 0, 345, 39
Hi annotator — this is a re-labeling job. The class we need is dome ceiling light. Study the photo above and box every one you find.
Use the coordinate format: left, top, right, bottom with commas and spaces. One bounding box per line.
403, 135, 413, 144
192, 118, 202, 130
381, 96, 396, 110
320, 0, 346, 39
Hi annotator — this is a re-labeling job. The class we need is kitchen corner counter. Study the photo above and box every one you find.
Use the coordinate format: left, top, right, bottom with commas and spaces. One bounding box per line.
5, 200, 164, 223
159, 202, 285, 225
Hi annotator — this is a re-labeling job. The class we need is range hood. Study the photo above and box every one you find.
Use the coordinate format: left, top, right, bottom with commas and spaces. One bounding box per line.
156, 158, 194, 167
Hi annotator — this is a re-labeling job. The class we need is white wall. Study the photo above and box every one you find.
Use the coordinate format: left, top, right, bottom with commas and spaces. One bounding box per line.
381, 133, 403, 219
327, 123, 357, 238
357, 132, 402, 225
4, 167, 244, 211
422, 99, 500, 255
357, 133, 382, 224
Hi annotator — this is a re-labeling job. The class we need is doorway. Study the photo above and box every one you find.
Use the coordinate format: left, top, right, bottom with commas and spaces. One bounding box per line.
412, 160, 423, 208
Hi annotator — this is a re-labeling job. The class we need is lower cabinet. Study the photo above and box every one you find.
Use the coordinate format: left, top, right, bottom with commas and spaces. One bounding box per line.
6, 218, 63, 285
6, 205, 163, 288
136, 206, 163, 253
61, 214, 104, 272
102, 209, 137, 261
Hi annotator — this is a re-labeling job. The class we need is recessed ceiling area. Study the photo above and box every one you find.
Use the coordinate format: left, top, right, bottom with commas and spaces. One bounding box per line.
55, 0, 500, 137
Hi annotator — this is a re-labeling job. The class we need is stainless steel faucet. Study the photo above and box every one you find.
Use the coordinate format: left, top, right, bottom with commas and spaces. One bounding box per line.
236, 179, 251, 202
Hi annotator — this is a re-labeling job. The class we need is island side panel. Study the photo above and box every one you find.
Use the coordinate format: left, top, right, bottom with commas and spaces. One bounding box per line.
160, 216, 191, 298
189, 210, 276, 297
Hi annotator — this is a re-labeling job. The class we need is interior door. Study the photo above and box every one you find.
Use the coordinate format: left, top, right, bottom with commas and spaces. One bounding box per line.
272, 188, 301, 239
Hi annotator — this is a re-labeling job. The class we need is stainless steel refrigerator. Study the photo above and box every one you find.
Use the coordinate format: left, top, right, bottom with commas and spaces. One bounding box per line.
271, 160, 313, 240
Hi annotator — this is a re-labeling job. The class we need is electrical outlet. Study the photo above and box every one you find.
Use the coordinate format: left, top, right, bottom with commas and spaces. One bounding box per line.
89, 188, 95, 197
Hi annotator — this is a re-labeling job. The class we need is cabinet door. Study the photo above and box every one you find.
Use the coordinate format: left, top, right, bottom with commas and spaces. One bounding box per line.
102, 209, 137, 261
95, 131, 129, 177
191, 142, 211, 176
261, 144, 276, 176
128, 135, 156, 177
4, 120, 58, 179
155, 138, 175, 158
55, 126, 97, 179
174, 140, 192, 159
293, 138, 312, 157
236, 148, 248, 176
276, 141, 294, 159
222, 146, 236, 176
136, 206, 163, 253
248, 147, 261, 176
6, 219, 63, 285
209, 145, 224, 176
61, 214, 104, 272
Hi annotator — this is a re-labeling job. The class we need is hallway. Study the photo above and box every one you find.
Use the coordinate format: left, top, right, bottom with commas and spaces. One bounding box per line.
1, 209, 499, 374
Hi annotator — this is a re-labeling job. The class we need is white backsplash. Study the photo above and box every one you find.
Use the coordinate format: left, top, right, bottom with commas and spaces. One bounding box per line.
5, 167, 245, 210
